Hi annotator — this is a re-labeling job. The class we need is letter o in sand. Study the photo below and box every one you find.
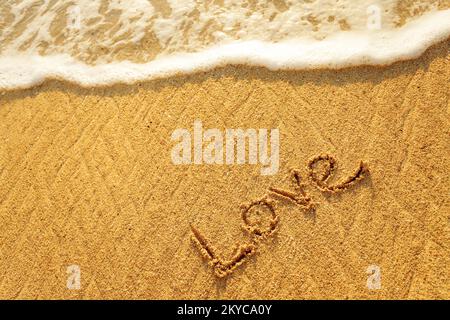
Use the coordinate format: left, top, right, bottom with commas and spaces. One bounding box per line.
241, 197, 278, 237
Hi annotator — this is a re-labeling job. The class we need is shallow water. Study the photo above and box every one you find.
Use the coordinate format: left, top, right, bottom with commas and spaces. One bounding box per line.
0, 0, 449, 89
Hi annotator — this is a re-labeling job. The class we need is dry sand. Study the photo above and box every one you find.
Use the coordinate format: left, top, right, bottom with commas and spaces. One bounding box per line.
0, 40, 449, 300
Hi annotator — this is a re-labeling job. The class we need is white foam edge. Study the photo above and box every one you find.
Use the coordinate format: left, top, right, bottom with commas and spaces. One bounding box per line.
0, 9, 449, 90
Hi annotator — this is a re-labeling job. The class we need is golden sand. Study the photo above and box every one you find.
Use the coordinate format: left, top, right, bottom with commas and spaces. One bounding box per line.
0, 41, 449, 299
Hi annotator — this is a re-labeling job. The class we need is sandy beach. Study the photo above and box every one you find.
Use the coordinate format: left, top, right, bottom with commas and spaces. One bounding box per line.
0, 37, 448, 299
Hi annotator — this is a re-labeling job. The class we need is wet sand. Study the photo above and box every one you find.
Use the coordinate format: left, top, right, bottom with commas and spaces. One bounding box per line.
0, 40, 449, 299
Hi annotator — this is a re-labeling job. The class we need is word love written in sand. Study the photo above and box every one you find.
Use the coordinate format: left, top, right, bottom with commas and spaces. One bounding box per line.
191, 154, 370, 277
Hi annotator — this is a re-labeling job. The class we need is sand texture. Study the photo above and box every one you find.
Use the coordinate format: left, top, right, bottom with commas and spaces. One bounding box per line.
0, 41, 449, 300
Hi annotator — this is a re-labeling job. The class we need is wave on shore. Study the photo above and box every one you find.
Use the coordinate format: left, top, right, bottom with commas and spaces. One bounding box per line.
0, 1, 449, 90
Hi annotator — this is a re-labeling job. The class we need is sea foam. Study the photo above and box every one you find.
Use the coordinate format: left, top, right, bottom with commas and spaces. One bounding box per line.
0, 4, 449, 90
